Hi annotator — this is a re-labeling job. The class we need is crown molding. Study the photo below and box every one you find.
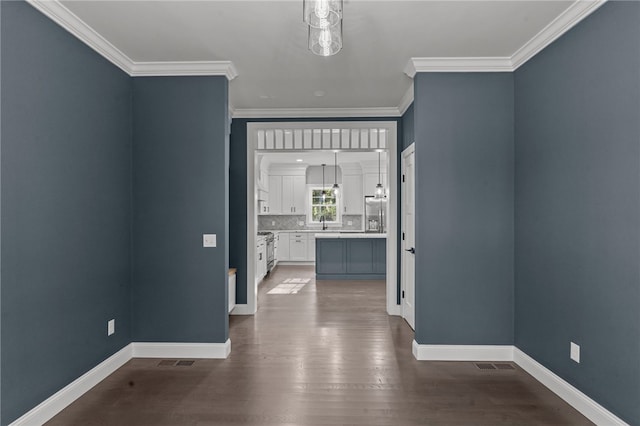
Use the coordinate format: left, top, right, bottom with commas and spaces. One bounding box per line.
26, 0, 237, 80
26, 0, 133, 74
406, 0, 605, 76
397, 84, 414, 115
404, 57, 513, 77
510, 0, 607, 69
231, 107, 403, 119
129, 61, 238, 79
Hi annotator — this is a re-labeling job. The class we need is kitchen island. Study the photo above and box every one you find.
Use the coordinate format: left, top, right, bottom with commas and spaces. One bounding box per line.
315, 233, 386, 280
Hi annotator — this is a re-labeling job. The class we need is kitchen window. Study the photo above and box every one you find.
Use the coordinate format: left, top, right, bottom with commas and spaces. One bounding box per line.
308, 187, 340, 223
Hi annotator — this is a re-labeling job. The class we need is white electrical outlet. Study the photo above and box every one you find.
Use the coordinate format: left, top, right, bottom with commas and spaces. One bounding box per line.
347, 221, 353, 226
298, 221, 304, 226
570, 342, 580, 363
108, 319, 115, 336
271, 221, 275, 226
203, 234, 217, 247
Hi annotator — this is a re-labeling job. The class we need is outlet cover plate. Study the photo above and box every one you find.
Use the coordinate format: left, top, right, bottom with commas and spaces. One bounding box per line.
203, 234, 217, 247
570, 342, 580, 363
108, 319, 115, 336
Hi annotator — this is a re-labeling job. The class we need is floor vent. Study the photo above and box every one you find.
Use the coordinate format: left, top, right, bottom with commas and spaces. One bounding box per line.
474, 363, 497, 370
158, 360, 196, 367
494, 363, 515, 370
474, 362, 516, 370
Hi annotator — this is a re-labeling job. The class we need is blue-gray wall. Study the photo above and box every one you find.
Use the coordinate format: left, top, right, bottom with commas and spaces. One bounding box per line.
1, 2, 133, 424
230, 117, 402, 305
413, 73, 514, 345
132, 77, 229, 343
514, 2, 640, 424
401, 103, 414, 152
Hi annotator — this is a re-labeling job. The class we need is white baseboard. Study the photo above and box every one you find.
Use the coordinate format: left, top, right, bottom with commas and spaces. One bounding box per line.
513, 348, 629, 426
230, 303, 256, 315
412, 341, 514, 361
387, 304, 402, 316
9, 344, 133, 426
9, 339, 232, 426
411, 342, 628, 425
132, 340, 231, 359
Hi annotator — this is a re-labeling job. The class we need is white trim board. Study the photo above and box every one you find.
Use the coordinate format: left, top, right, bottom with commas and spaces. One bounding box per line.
8, 340, 232, 426
412, 342, 629, 426
9, 344, 133, 426
25, 0, 237, 80
132, 340, 231, 359
405, 0, 607, 76
412, 342, 514, 361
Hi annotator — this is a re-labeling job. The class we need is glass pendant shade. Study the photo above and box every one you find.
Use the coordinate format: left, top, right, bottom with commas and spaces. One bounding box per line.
303, 0, 342, 29
308, 22, 342, 57
375, 183, 384, 198
332, 183, 340, 196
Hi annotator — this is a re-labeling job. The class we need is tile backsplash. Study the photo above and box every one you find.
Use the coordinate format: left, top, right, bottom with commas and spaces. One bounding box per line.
258, 215, 363, 231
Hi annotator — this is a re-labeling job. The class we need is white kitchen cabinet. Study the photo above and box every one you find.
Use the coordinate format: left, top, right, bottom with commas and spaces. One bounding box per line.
276, 232, 290, 261
364, 172, 387, 197
282, 175, 306, 214
307, 234, 316, 261
342, 174, 363, 214
268, 175, 283, 214
289, 233, 307, 261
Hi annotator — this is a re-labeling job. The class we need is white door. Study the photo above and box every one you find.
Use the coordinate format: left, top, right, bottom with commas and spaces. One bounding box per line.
401, 144, 416, 330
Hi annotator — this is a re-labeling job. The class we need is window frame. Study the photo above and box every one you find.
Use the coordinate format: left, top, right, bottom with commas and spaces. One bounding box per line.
307, 186, 341, 224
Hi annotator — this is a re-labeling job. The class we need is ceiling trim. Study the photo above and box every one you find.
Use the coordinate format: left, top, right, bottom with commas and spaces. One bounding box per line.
27, 0, 133, 74
397, 84, 414, 116
406, 0, 606, 76
510, 0, 607, 70
130, 61, 238, 79
26, 0, 237, 80
404, 57, 513, 77
231, 107, 403, 119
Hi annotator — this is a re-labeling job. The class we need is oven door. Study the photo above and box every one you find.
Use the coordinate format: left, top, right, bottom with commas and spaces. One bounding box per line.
266, 240, 274, 271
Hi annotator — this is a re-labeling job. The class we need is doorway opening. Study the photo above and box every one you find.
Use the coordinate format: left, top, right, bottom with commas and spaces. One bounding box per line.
236, 121, 400, 316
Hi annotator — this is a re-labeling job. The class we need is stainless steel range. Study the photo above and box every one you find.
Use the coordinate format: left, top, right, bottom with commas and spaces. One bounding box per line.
258, 231, 274, 273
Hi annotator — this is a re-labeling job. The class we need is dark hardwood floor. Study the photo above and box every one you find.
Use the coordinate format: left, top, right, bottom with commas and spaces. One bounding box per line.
47, 265, 591, 425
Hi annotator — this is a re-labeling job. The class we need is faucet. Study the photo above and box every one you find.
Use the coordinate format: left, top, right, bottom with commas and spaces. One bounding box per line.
321, 215, 328, 231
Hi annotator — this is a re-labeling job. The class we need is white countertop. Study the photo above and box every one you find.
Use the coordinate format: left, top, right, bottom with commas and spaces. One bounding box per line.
315, 233, 387, 239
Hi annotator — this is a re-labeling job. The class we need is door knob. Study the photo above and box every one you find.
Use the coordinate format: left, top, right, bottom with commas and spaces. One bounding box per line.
405, 247, 415, 254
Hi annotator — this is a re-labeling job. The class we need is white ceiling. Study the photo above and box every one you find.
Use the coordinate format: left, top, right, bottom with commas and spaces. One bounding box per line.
55, 1, 587, 112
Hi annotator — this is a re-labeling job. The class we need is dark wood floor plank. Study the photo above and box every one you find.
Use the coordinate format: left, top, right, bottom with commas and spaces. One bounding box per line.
46, 265, 591, 425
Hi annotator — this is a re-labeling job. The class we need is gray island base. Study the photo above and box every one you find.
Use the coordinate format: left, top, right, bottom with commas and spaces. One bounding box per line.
315, 233, 386, 280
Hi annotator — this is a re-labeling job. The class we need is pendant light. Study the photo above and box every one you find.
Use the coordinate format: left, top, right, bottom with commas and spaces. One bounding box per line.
303, 0, 342, 29
375, 151, 384, 198
332, 151, 340, 196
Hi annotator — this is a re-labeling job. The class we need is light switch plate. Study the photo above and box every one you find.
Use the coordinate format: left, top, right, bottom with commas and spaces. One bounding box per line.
298, 221, 304, 226
108, 319, 115, 336
203, 234, 217, 247
570, 342, 580, 363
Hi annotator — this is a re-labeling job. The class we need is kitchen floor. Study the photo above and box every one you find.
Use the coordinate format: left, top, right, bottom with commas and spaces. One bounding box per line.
46, 265, 591, 425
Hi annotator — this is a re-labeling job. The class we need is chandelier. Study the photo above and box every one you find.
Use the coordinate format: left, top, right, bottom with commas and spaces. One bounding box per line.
303, 0, 343, 56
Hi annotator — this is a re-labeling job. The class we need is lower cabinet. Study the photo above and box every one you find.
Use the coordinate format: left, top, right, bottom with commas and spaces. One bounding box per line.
316, 238, 386, 280
289, 233, 307, 261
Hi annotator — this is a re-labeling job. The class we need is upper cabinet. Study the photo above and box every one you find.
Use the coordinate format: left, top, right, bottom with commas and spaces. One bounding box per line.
282, 175, 306, 214
268, 175, 283, 214
342, 174, 363, 214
